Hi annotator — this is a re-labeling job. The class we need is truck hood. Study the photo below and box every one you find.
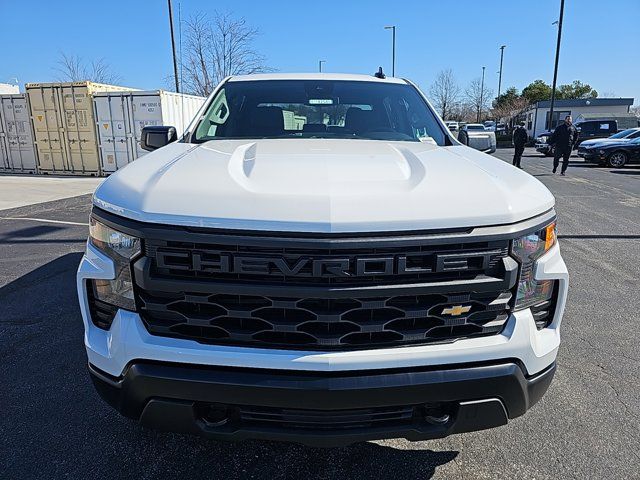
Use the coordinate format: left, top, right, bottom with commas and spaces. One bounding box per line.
94, 139, 554, 233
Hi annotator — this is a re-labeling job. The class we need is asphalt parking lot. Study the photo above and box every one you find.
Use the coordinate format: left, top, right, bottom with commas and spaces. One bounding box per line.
1, 148, 639, 479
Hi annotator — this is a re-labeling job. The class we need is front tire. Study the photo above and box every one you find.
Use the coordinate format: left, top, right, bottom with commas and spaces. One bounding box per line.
608, 151, 627, 168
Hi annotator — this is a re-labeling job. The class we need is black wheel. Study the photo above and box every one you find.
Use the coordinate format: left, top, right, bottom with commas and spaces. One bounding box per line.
607, 151, 627, 168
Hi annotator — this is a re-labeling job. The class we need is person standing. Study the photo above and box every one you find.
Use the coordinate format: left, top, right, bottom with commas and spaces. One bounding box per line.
512, 121, 528, 168
548, 115, 579, 176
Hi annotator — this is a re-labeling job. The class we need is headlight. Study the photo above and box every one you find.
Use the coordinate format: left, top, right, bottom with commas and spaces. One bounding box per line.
599, 150, 606, 155
88, 217, 140, 312
511, 221, 557, 312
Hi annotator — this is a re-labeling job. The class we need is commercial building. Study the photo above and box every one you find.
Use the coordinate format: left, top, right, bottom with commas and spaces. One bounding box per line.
522, 97, 635, 138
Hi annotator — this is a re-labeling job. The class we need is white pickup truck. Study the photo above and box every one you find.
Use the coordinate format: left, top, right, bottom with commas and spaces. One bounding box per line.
77, 73, 568, 447
458, 123, 497, 153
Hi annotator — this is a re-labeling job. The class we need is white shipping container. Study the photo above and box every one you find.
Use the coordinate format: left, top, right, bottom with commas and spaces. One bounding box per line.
93, 90, 206, 173
26, 81, 136, 175
0, 94, 38, 173
0, 83, 20, 94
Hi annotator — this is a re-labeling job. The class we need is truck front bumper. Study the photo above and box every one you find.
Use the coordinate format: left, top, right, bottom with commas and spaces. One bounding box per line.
78, 224, 568, 446
89, 359, 555, 447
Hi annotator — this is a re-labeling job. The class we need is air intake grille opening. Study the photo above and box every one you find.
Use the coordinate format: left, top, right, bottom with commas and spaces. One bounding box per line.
530, 281, 559, 330
87, 280, 118, 330
196, 403, 442, 431
138, 290, 512, 350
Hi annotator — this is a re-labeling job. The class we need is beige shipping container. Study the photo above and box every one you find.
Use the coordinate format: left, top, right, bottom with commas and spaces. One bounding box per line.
26, 82, 135, 175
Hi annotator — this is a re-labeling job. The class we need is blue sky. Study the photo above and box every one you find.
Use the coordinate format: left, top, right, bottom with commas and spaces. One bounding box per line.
1, 0, 638, 104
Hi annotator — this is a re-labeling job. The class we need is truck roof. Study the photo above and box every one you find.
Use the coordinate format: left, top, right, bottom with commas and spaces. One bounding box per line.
227, 72, 408, 84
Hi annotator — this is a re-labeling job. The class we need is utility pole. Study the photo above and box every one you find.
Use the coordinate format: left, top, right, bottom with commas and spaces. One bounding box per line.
497, 45, 506, 99
549, 0, 565, 131
478, 66, 486, 122
167, 0, 179, 93
384, 25, 396, 76
318, 60, 326, 73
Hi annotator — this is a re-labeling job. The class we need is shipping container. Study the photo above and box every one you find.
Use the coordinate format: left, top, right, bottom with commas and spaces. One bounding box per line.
0, 94, 38, 173
0, 83, 20, 94
93, 90, 206, 173
26, 82, 135, 175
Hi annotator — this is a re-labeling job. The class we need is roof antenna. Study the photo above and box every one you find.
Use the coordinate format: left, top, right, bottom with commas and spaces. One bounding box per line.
374, 67, 386, 79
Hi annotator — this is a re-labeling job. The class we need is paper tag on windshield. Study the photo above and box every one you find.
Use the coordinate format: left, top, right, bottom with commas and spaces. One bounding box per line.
418, 136, 436, 144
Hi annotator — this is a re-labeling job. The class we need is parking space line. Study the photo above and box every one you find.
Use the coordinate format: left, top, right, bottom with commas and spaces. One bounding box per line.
0, 217, 88, 226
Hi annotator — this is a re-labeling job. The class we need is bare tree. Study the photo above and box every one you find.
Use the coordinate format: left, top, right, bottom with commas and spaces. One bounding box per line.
449, 102, 476, 123
631, 105, 640, 118
491, 96, 529, 127
55, 53, 84, 82
54, 53, 121, 84
179, 12, 273, 96
429, 69, 460, 120
465, 78, 494, 122
90, 58, 121, 85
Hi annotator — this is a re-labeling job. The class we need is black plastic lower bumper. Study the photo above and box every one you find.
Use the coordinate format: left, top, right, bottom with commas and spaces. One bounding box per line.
89, 360, 555, 447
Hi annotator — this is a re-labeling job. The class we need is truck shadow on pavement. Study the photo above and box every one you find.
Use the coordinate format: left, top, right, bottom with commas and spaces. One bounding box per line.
1, 252, 460, 480
0, 224, 87, 245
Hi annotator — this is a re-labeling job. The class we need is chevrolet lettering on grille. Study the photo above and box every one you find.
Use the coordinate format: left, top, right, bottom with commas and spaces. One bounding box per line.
155, 250, 496, 278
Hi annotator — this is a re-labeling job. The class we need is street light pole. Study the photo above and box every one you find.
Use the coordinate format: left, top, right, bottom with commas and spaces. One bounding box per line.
497, 45, 506, 99
167, 0, 179, 93
478, 66, 486, 122
549, 0, 565, 131
384, 26, 396, 76
318, 60, 325, 73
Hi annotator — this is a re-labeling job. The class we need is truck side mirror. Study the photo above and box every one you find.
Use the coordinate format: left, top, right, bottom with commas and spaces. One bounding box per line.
141, 126, 178, 151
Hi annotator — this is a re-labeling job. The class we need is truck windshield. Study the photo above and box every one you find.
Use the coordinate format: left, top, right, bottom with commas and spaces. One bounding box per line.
192, 80, 447, 144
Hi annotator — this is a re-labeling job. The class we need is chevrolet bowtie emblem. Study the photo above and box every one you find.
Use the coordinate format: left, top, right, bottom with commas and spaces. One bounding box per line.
442, 305, 472, 316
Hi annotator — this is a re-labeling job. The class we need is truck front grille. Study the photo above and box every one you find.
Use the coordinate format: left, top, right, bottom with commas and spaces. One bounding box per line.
132, 229, 517, 350
138, 290, 512, 349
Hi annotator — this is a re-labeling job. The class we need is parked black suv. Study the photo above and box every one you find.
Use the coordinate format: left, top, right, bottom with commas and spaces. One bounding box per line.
536, 120, 618, 156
